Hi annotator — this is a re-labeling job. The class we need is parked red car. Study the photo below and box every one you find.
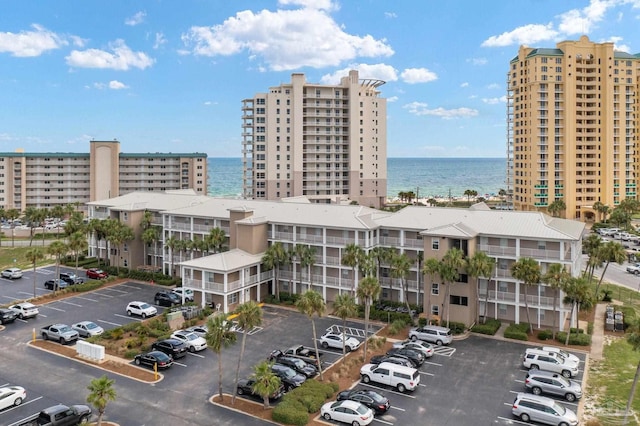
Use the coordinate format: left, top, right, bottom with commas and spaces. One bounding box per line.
86, 268, 108, 279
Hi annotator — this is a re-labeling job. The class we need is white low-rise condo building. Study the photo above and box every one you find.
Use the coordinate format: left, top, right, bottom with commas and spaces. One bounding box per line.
87, 191, 584, 329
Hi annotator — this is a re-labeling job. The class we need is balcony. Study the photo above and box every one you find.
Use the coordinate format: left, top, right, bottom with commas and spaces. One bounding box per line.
485, 290, 555, 308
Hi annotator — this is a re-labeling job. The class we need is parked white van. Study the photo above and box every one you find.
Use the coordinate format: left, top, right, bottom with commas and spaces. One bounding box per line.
408, 325, 453, 345
360, 362, 420, 392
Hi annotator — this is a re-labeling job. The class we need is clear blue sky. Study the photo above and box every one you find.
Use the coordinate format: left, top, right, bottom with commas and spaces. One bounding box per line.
1, 0, 638, 158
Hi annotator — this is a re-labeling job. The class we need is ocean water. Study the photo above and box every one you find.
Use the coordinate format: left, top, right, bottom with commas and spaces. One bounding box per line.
207, 157, 507, 199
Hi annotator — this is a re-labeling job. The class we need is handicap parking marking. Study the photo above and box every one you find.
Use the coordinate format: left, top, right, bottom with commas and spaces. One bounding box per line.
359, 382, 417, 399
433, 346, 456, 357
98, 319, 123, 327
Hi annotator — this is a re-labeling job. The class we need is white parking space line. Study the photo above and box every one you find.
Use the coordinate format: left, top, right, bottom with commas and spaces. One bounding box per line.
514, 379, 524, 384
74, 296, 100, 302
42, 305, 65, 312
390, 406, 405, 412
423, 360, 442, 367
93, 292, 115, 298
358, 382, 416, 399
36, 269, 54, 275
173, 361, 188, 367
373, 418, 394, 425
0, 382, 8, 386
418, 383, 427, 387
2, 396, 43, 415
118, 284, 140, 290
105, 288, 128, 294
98, 319, 123, 327
114, 314, 141, 321
60, 300, 83, 307
3, 295, 18, 300
419, 371, 434, 376
497, 416, 527, 425
188, 352, 206, 358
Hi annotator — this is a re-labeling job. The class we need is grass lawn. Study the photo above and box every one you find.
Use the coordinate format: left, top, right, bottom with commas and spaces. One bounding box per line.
0, 245, 55, 270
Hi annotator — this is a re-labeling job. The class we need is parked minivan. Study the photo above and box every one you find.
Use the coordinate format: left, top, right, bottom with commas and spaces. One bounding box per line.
360, 362, 420, 392
408, 325, 452, 345
512, 393, 578, 425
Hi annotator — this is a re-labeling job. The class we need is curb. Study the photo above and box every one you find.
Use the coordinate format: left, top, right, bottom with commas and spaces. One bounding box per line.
209, 393, 281, 426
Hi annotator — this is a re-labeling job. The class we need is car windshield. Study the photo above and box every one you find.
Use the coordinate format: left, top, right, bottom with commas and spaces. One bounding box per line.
281, 368, 296, 378
85, 322, 98, 330
556, 376, 571, 387
552, 402, 566, 415
60, 326, 72, 333
368, 392, 385, 403
356, 404, 369, 415
185, 333, 198, 341
140, 303, 151, 309
290, 359, 305, 368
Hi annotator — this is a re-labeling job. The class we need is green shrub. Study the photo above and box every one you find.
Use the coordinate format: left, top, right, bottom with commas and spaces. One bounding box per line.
472, 319, 501, 335
569, 327, 584, 334
124, 338, 139, 349
272, 400, 309, 426
587, 322, 594, 335
110, 328, 124, 340
418, 317, 428, 327
388, 319, 408, 335
537, 330, 553, 340
618, 306, 637, 330
504, 324, 528, 341
446, 321, 466, 335
123, 349, 138, 359
555, 332, 591, 346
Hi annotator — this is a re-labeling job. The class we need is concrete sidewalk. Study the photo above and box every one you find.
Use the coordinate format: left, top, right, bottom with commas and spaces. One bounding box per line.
590, 303, 606, 361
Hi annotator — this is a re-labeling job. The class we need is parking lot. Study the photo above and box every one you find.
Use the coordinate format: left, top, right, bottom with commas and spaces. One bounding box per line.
0, 275, 587, 426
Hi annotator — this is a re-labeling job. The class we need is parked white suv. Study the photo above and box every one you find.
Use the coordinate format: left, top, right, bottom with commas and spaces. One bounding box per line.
360, 362, 420, 393
170, 330, 207, 352
408, 325, 452, 345
522, 349, 579, 378
2, 268, 23, 279
126, 301, 157, 318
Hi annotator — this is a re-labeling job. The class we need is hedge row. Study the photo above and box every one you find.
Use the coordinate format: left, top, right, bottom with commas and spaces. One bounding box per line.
472, 319, 501, 335
272, 380, 339, 426
504, 323, 530, 341
555, 332, 591, 346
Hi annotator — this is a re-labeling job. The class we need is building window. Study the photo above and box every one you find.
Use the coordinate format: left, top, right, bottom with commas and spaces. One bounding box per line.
431, 305, 439, 316
229, 292, 238, 304
450, 295, 468, 306
498, 304, 507, 316
432, 238, 439, 250
431, 283, 439, 295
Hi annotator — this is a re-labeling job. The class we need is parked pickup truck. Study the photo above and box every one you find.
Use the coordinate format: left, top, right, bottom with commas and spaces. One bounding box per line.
41, 324, 80, 344
18, 404, 92, 426
627, 263, 640, 275
270, 345, 323, 368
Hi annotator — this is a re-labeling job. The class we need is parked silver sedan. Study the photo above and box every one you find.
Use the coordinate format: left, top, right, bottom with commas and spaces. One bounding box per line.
72, 321, 105, 338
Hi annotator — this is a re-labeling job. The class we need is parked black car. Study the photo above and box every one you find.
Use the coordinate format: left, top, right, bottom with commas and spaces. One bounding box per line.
0, 308, 17, 324
237, 378, 285, 401
151, 338, 188, 359
271, 363, 306, 391
154, 291, 181, 307
369, 354, 413, 368
134, 350, 173, 369
274, 356, 318, 378
386, 347, 424, 367
337, 389, 391, 415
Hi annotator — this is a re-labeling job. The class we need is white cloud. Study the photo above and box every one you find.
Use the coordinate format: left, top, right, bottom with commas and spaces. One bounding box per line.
602, 35, 630, 52
0, 24, 68, 57
109, 80, 128, 89
557, 0, 613, 35
278, 0, 338, 11
320, 64, 398, 84
181, 5, 393, 70
481, 23, 558, 47
400, 68, 437, 84
66, 39, 155, 70
385, 12, 397, 19
125, 11, 146, 26
153, 32, 167, 49
403, 102, 479, 119
487, 83, 501, 90
482, 96, 507, 104
467, 57, 487, 65
387, 96, 398, 103
460, 82, 469, 88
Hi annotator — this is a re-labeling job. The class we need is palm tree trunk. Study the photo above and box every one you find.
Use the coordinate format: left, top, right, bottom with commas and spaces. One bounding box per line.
523, 284, 533, 334
351, 267, 356, 298
425, 280, 432, 325
552, 292, 558, 339
275, 270, 280, 301
565, 303, 575, 346
624, 360, 640, 424
445, 284, 451, 328
595, 262, 610, 299
311, 319, 323, 380
218, 349, 224, 401
232, 331, 248, 405
341, 316, 347, 365
362, 302, 370, 362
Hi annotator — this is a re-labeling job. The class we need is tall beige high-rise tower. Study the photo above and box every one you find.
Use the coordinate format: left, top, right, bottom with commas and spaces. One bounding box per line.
507, 36, 640, 220
241, 70, 387, 208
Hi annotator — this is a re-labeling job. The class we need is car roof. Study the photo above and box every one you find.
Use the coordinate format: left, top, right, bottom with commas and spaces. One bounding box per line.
335, 400, 362, 409
376, 361, 416, 372
526, 370, 566, 379
515, 392, 556, 405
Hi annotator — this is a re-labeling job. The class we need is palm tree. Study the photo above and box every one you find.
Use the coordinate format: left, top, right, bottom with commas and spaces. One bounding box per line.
299, 245, 316, 293
562, 277, 591, 345
232, 301, 263, 405
164, 235, 178, 276
466, 251, 496, 324
463, 189, 477, 205
68, 231, 88, 277
86, 375, 117, 426
389, 251, 412, 316
422, 257, 441, 324
207, 227, 226, 254
582, 233, 603, 281
6, 208, 20, 247
547, 199, 566, 218
440, 248, 466, 327
542, 263, 571, 339
25, 247, 45, 298
24, 206, 39, 246
332, 293, 358, 365
609, 207, 632, 231
51, 205, 65, 239
107, 222, 134, 274
498, 188, 507, 208
251, 360, 281, 410
356, 276, 381, 362
205, 313, 237, 401
415, 252, 423, 307
592, 201, 604, 222
342, 243, 364, 297
510, 257, 542, 334
594, 240, 627, 298
47, 240, 68, 293
624, 318, 640, 424
295, 290, 326, 380
262, 242, 287, 301
369, 246, 393, 280
141, 227, 159, 268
